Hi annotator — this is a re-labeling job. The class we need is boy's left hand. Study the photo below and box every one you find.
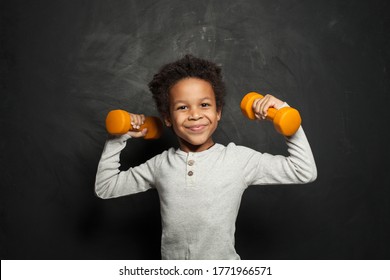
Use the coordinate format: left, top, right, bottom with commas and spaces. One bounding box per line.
252, 94, 284, 120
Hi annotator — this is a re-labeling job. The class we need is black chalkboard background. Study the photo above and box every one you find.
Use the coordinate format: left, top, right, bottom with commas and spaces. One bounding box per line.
1, 0, 389, 259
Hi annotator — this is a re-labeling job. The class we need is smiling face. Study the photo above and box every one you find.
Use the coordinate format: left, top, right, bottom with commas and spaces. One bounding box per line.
165, 78, 222, 153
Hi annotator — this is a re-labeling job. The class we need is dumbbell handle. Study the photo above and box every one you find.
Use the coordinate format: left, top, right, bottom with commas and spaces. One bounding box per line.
105, 109, 163, 139
240, 92, 301, 136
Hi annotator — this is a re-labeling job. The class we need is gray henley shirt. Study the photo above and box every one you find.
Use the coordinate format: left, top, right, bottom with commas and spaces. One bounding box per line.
95, 126, 317, 259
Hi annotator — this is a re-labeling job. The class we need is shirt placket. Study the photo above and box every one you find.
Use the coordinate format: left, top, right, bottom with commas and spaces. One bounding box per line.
186, 153, 196, 187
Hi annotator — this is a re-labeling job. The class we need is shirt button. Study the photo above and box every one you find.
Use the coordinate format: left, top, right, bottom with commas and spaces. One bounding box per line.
187, 171, 194, 176
188, 160, 195, 166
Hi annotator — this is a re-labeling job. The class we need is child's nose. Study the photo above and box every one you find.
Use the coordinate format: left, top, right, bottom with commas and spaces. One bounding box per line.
188, 108, 202, 120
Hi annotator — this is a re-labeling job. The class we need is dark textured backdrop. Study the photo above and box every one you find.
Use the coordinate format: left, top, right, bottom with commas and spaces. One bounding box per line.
1, 0, 389, 259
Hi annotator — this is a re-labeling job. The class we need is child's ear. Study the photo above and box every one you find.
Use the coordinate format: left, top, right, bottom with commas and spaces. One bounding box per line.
217, 108, 222, 121
164, 115, 172, 127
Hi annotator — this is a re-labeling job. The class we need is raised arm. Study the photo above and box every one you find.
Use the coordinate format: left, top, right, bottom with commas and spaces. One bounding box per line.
241, 94, 317, 185
95, 113, 157, 199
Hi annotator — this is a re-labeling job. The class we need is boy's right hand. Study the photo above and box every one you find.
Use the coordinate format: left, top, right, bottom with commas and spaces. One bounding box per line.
125, 113, 148, 138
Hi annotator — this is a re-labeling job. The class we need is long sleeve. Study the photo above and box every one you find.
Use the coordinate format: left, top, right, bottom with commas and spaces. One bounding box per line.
241, 125, 317, 186
94, 134, 157, 199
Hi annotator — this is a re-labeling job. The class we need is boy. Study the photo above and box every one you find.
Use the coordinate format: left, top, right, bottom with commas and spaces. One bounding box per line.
95, 55, 317, 260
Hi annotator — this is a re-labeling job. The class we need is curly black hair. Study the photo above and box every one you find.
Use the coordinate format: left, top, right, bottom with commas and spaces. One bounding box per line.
148, 54, 226, 118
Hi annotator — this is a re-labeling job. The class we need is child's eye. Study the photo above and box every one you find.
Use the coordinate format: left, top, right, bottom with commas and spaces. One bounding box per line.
201, 103, 211, 108
177, 105, 188, 110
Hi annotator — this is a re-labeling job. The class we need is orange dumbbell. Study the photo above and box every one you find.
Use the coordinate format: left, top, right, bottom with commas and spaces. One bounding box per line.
240, 92, 301, 136
105, 109, 163, 139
